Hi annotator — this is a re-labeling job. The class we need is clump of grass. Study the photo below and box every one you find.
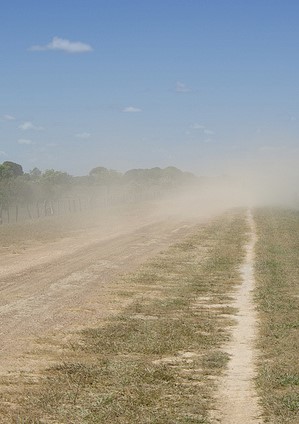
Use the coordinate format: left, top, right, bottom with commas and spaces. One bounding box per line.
254, 208, 299, 424
202, 350, 230, 371
5, 210, 248, 424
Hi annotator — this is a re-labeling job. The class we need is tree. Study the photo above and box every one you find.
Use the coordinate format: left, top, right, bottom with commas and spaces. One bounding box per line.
41, 169, 71, 185
29, 167, 42, 180
40, 169, 72, 199
89, 166, 122, 185
124, 168, 163, 184
0, 164, 13, 179
2, 161, 23, 177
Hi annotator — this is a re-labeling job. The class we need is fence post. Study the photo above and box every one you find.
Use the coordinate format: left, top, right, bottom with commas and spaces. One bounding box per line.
36, 201, 40, 219
26, 203, 32, 220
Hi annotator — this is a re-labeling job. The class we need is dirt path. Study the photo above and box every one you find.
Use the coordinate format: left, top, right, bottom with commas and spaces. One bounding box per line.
0, 218, 199, 377
215, 210, 263, 423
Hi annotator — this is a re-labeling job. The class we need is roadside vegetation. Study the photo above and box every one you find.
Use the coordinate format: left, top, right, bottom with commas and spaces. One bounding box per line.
3, 210, 247, 423
254, 208, 299, 424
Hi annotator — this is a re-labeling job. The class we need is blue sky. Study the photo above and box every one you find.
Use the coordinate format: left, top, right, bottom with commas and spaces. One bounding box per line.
1, 0, 299, 175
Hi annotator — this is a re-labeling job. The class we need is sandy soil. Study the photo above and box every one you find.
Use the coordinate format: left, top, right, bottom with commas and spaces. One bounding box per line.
215, 210, 263, 423
0, 215, 199, 378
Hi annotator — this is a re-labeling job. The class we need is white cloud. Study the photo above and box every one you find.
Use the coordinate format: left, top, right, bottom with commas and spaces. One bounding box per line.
19, 121, 44, 131
204, 129, 214, 135
0, 150, 7, 156
3, 114, 16, 121
191, 123, 205, 130
175, 81, 191, 93
75, 132, 91, 139
122, 106, 142, 113
190, 123, 215, 136
18, 138, 33, 145
30, 36, 93, 54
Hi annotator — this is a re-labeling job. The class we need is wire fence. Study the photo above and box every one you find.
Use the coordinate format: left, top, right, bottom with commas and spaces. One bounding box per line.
0, 185, 164, 225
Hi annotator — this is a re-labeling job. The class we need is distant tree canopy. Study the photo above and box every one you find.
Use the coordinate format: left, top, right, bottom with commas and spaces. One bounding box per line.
41, 169, 71, 186
89, 166, 122, 185
0, 161, 199, 210
0, 161, 23, 179
29, 167, 42, 180
124, 166, 195, 187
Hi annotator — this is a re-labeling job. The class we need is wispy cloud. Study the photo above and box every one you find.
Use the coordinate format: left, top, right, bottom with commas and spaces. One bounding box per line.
75, 132, 91, 139
190, 123, 215, 136
19, 121, 44, 131
122, 106, 142, 113
175, 81, 191, 93
18, 138, 33, 145
29, 36, 93, 54
191, 123, 205, 130
0, 150, 7, 156
2, 114, 16, 121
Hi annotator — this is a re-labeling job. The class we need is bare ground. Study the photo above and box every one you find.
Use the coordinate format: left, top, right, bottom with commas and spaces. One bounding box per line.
0, 208, 269, 423
0, 208, 249, 423
0, 216, 198, 378
214, 210, 263, 423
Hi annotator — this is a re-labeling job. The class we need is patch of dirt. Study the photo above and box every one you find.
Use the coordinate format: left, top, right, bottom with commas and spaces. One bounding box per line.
214, 210, 263, 423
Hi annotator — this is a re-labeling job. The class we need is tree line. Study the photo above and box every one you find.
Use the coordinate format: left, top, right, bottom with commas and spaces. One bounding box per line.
0, 161, 198, 224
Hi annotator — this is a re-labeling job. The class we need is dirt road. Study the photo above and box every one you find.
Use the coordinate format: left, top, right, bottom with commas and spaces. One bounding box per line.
0, 217, 198, 376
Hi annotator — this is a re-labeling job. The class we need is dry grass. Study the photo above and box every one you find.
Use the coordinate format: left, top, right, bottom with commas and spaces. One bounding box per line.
1, 209, 247, 423
254, 208, 299, 424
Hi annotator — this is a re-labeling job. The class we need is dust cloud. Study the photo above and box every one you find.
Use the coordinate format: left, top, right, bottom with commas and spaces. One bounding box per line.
147, 165, 299, 225
1, 154, 298, 246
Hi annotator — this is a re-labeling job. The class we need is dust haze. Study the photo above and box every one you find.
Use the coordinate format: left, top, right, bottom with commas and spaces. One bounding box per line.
1, 153, 298, 242
128, 156, 299, 225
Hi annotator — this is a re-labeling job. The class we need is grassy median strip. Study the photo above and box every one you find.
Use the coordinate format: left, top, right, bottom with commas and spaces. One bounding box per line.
7, 210, 247, 423
254, 208, 299, 424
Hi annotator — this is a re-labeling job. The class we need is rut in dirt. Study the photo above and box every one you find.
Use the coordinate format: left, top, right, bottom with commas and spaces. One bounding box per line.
215, 210, 262, 424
